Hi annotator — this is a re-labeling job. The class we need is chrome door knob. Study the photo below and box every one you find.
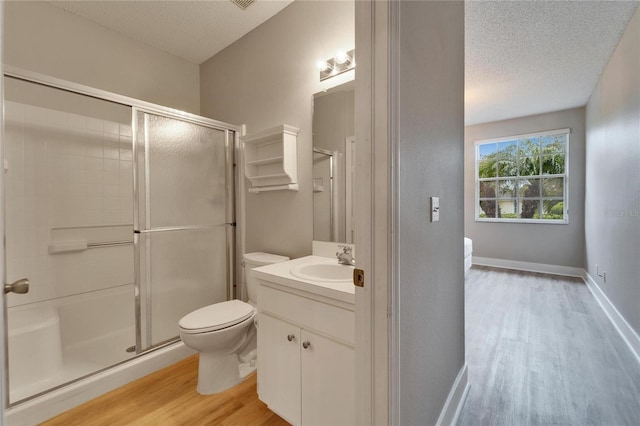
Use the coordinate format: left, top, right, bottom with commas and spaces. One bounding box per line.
302, 341, 311, 349
4, 278, 29, 294
287, 334, 295, 342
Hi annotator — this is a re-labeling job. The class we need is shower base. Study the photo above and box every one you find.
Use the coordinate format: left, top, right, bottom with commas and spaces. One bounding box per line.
6, 340, 193, 425
10, 327, 136, 402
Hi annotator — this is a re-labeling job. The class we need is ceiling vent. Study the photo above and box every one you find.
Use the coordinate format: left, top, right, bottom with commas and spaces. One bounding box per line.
230, 0, 255, 10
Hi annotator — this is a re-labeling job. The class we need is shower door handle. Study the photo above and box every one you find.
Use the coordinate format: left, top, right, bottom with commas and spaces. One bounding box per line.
4, 278, 29, 294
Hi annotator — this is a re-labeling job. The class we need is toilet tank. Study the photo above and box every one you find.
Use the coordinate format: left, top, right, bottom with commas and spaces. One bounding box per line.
243, 252, 289, 304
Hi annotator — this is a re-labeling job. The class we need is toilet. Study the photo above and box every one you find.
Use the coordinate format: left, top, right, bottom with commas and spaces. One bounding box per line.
178, 252, 289, 395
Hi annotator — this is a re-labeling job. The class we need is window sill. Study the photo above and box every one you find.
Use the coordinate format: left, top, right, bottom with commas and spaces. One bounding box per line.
475, 218, 569, 225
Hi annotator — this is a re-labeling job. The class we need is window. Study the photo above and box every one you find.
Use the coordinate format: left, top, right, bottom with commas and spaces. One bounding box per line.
475, 128, 569, 223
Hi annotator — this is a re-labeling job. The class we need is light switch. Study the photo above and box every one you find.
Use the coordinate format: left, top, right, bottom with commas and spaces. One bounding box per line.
431, 196, 440, 222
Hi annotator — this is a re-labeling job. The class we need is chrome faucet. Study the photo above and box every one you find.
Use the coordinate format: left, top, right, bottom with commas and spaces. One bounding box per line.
336, 245, 355, 266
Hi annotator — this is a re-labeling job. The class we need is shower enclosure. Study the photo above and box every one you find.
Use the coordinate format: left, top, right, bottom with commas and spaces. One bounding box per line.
133, 109, 234, 351
2, 70, 238, 407
312, 148, 337, 242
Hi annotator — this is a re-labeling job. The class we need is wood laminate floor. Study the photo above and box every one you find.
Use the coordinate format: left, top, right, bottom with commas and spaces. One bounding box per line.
41, 266, 640, 425
40, 355, 289, 426
458, 266, 640, 426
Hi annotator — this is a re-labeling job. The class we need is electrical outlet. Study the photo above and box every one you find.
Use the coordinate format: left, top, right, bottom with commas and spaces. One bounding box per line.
596, 263, 607, 283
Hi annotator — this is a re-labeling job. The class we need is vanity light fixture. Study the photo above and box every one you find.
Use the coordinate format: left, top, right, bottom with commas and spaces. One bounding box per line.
319, 49, 355, 81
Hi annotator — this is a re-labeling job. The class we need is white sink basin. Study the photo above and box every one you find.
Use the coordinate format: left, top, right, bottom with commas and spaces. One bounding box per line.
290, 261, 354, 283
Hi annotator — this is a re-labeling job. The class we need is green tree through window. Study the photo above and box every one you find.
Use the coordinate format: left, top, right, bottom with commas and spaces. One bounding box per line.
476, 130, 568, 222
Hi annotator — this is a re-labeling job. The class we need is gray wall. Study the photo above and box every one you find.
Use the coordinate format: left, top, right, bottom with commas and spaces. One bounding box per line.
585, 7, 640, 335
397, 2, 465, 423
5, 1, 200, 113
200, 1, 354, 259
465, 108, 586, 268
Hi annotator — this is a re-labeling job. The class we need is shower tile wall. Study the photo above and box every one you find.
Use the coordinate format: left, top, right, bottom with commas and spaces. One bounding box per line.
4, 93, 137, 401
4, 100, 134, 308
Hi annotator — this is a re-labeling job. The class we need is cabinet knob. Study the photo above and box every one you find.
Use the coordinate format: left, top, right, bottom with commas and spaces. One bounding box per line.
302, 341, 311, 349
287, 334, 295, 342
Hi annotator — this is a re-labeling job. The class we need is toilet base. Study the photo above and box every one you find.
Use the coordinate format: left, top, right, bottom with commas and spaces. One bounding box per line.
237, 326, 258, 380
239, 359, 257, 380
197, 352, 242, 395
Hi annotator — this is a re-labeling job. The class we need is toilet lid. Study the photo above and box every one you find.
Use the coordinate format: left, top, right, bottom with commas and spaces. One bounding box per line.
178, 300, 255, 334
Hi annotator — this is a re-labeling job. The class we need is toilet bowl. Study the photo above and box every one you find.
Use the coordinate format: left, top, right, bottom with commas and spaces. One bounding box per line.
179, 300, 256, 394
178, 252, 289, 395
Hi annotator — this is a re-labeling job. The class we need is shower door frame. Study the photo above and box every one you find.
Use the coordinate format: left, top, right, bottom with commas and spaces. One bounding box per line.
1, 66, 241, 407
312, 147, 338, 242
132, 106, 237, 353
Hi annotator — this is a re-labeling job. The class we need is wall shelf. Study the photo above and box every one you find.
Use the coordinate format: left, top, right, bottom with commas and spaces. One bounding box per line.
242, 124, 299, 192
248, 183, 299, 194
246, 156, 284, 167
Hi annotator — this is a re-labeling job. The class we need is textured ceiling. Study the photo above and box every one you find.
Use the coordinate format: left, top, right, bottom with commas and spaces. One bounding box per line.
466, 1, 639, 126
48, 0, 293, 64
49, 1, 639, 125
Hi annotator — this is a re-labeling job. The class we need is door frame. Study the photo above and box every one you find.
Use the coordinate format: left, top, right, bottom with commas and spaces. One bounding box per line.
1, 3, 7, 421
354, 1, 391, 423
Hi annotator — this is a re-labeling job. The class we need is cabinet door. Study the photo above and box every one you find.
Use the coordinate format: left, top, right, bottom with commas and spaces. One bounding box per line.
257, 313, 301, 425
300, 330, 355, 426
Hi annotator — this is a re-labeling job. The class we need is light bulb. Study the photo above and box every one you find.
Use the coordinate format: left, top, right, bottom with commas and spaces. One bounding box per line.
335, 51, 350, 65
317, 60, 332, 72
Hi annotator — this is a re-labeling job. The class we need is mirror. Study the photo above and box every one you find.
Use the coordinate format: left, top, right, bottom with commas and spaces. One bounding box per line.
312, 81, 355, 243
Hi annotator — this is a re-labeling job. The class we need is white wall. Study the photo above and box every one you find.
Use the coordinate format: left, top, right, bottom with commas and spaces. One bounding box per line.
585, 7, 640, 335
200, 1, 355, 259
5, 1, 200, 113
465, 107, 586, 268
396, 2, 466, 423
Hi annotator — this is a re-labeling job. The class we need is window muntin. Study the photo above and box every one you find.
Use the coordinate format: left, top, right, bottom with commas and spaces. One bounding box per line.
475, 129, 569, 223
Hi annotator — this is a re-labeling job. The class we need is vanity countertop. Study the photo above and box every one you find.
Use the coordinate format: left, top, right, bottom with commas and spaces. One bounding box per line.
252, 255, 355, 304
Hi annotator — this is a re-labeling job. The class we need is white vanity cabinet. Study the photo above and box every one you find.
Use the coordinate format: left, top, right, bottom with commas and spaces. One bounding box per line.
257, 281, 355, 426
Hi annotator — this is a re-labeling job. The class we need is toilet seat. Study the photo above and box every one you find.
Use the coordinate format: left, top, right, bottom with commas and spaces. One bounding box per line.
179, 300, 255, 334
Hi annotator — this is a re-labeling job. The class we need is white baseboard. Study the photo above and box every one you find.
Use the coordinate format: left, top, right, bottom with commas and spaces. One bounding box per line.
583, 271, 640, 366
436, 363, 469, 426
472, 256, 584, 278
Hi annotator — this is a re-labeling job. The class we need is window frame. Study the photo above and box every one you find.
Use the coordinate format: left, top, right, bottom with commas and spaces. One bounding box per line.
474, 128, 570, 224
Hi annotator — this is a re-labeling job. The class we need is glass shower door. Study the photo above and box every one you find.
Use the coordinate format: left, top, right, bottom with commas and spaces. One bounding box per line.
3, 77, 135, 404
134, 110, 235, 351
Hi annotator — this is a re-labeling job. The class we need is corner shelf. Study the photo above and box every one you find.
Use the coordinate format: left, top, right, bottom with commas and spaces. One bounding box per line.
242, 124, 299, 192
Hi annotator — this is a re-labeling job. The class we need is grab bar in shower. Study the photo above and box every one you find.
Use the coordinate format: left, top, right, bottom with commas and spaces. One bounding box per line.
48, 240, 133, 254
87, 240, 133, 248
